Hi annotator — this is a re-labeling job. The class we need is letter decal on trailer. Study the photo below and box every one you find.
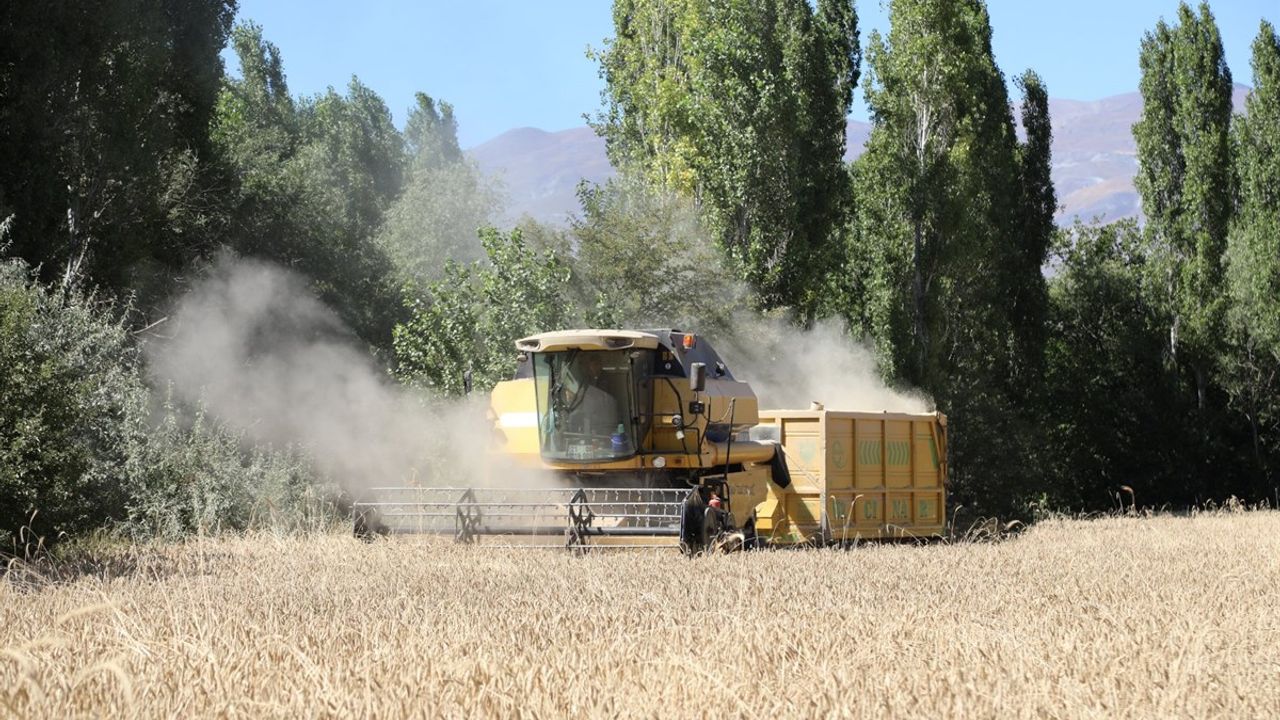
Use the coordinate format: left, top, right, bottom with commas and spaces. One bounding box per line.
831, 439, 848, 469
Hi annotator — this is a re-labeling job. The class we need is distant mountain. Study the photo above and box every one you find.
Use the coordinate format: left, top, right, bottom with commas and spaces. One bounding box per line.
469, 126, 610, 226
469, 85, 1250, 227
1045, 84, 1248, 224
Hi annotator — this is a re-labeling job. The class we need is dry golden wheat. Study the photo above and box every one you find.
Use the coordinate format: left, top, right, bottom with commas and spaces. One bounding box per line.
3, 511, 1279, 718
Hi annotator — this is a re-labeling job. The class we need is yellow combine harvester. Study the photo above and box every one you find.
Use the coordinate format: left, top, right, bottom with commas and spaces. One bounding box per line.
354, 329, 947, 552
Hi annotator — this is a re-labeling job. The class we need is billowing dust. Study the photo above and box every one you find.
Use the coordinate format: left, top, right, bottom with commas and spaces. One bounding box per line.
147, 257, 929, 499
717, 317, 933, 414
146, 256, 545, 495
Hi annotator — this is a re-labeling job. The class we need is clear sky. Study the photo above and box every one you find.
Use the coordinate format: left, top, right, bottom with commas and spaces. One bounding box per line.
226, 0, 1276, 148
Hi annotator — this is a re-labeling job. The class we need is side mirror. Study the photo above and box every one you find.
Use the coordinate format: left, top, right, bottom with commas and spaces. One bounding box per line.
689, 362, 706, 392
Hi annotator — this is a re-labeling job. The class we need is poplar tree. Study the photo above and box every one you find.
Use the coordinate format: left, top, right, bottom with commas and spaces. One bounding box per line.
404, 93, 463, 171
594, 0, 860, 316
378, 94, 499, 281
847, 0, 1024, 389
1227, 22, 1280, 360
0, 0, 237, 289
844, 0, 1051, 513
1010, 70, 1056, 385
213, 24, 403, 345
1132, 1, 1235, 409
1224, 21, 1280, 474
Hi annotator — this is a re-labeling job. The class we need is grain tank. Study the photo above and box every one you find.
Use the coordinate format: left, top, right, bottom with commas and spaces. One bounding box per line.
751, 409, 947, 543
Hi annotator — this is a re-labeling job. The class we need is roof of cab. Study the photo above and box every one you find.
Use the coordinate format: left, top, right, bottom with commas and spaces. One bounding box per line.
514, 329, 662, 353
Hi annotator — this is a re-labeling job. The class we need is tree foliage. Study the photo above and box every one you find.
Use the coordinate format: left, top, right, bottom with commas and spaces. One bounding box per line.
839, 0, 1053, 513
1010, 70, 1056, 386
0, 260, 139, 543
0, 0, 237, 292
377, 94, 499, 282
0, 256, 318, 546
571, 175, 747, 332
594, 0, 860, 315
1041, 222, 1198, 508
847, 0, 1023, 385
1226, 22, 1280, 359
1132, 1, 1235, 407
1223, 21, 1280, 482
404, 92, 464, 171
393, 228, 575, 395
213, 23, 404, 346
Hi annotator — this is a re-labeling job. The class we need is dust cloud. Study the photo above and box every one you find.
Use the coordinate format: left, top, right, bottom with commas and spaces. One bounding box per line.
717, 317, 932, 414
146, 256, 532, 494
146, 256, 929, 499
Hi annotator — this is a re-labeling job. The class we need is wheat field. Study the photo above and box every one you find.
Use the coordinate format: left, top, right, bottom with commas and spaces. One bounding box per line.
3, 510, 1278, 719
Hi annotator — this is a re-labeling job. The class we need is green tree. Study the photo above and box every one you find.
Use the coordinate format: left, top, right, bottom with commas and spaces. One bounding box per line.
848, 0, 1021, 386
594, 0, 860, 315
1010, 70, 1056, 386
0, 259, 139, 544
394, 228, 576, 395
297, 79, 406, 243
404, 92, 464, 170
378, 94, 499, 282
0, 0, 237, 291
570, 175, 747, 332
212, 23, 403, 346
212, 19, 296, 187
841, 0, 1052, 515
0, 254, 325, 545
1132, 1, 1235, 410
1223, 21, 1280, 481
1041, 221, 1199, 509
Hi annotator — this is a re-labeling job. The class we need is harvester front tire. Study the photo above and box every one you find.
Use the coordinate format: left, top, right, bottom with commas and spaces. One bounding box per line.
679, 491, 707, 556
742, 518, 761, 550
353, 508, 386, 542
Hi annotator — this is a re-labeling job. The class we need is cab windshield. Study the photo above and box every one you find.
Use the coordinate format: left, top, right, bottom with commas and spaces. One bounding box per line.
532, 350, 636, 462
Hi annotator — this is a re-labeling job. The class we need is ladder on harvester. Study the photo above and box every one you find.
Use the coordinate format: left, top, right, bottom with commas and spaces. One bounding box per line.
353, 486, 690, 549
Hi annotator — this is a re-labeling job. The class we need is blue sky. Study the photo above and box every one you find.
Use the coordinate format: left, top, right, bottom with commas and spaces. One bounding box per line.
226, 1, 1276, 148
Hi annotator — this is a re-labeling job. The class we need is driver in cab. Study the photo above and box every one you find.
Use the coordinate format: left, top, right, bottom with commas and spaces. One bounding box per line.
573, 353, 621, 436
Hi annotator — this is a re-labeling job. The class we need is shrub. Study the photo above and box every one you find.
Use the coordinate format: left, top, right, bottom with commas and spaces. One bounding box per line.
121, 396, 334, 539
0, 256, 336, 547
0, 259, 142, 546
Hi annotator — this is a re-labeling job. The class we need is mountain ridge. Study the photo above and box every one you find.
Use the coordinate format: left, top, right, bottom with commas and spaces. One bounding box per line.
469, 85, 1250, 227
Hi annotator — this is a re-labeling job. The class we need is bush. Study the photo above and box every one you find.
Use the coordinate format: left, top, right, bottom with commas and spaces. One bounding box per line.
121, 397, 336, 539
0, 256, 336, 548
0, 258, 142, 546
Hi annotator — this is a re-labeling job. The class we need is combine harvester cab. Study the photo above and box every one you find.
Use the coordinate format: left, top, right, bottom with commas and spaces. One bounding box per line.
353, 329, 947, 552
